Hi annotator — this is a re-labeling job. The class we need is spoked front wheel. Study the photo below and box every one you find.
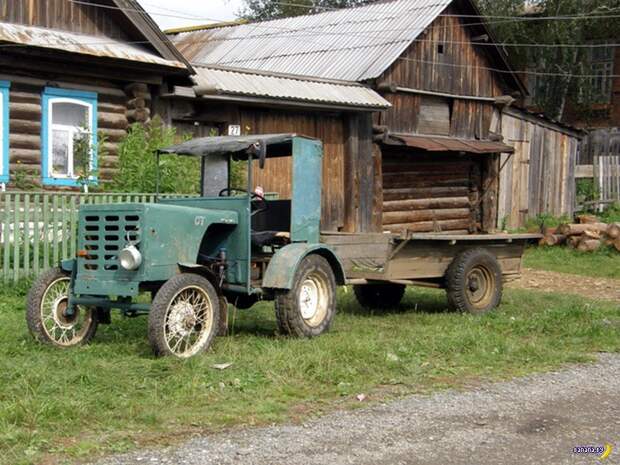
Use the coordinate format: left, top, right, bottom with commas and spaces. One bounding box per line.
148, 273, 220, 358
26, 267, 99, 347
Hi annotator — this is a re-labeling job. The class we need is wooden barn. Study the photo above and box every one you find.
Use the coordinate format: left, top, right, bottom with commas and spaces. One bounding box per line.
0, 0, 191, 189
162, 0, 581, 232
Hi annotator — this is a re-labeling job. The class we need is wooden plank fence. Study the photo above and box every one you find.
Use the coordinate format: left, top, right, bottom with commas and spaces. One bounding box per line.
594, 155, 620, 204
0, 192, 195, 283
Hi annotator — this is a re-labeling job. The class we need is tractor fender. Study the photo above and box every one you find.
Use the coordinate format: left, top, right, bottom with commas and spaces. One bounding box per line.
177, 262, 221, 292
60, 259, 75, 273
262, 243, 345, 290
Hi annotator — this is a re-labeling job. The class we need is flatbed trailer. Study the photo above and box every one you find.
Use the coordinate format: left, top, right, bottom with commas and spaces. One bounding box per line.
322, 231, 540, 284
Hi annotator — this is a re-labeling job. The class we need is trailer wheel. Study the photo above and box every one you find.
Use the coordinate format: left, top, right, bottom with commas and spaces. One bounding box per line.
445, 248, 502, 315
26, 267, 99, 347
353, 283, 406, 310
148, 273, 220, 358
275, 255, 336, 338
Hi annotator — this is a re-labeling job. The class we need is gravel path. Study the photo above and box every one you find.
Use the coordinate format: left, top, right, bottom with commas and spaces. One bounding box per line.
92, 353, 620, 465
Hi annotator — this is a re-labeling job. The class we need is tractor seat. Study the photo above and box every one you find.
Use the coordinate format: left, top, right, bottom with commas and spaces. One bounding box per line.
251, 231, 290, 248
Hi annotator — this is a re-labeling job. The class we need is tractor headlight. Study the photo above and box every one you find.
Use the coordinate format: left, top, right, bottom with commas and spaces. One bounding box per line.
119, 245, 142, 271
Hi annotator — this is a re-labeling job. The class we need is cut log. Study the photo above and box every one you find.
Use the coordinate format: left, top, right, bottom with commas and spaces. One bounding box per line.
557, 223, 608, 236
383, 196, 470, 212
383, 218, 471, 233
614, 238, 620, 252
540, 234, 566, 246
382, 208, 471, 225
607, 223, 620, 239
583, 229, 601, 240
567, 236, 581, 248
576, 214, 599, 224
9, 102, 41, 119
577, 239, 602, 252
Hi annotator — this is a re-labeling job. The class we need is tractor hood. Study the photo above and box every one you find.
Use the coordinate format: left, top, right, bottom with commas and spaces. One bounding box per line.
74, 202, 238, 296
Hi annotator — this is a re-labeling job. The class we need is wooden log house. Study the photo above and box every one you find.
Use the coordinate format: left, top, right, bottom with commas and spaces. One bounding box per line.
0, 0, 192, 189
164, 0, 581, 232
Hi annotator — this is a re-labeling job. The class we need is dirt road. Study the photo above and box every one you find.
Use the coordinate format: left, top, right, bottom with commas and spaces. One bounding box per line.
509, 268, 620, 302
93, 353, 620, 465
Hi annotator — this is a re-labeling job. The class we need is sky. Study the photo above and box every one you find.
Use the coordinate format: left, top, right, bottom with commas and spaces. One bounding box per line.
136, 0, 244, 31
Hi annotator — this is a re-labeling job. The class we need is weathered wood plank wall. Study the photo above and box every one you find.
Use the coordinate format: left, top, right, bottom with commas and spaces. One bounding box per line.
242, 108, 348, 232
0, 0, 130, 39
375, 4, 508, 141
498, 110, 579, 228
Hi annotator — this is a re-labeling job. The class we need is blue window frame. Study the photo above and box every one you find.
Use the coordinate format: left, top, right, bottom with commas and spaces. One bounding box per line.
41, 87, 98, 187
0, 81, 10, 184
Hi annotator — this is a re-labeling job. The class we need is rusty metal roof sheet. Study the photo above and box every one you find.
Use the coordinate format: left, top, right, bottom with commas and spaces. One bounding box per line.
0, 22, 186, 69
191, 66, 390, 109
169, 0, 452, 81
387, 134, 515, 153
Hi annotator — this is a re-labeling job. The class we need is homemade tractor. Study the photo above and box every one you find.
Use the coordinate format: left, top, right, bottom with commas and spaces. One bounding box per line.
26, 134, 538, 358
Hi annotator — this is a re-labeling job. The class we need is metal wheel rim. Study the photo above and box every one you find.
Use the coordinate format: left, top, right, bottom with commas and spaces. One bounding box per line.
40, 277, 93, 346
164, 285, 214, 358
465, 265, 495, 310
299, 273, 329, 327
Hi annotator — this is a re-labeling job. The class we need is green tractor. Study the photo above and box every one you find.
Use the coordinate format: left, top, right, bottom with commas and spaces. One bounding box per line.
26, 135, 344, 358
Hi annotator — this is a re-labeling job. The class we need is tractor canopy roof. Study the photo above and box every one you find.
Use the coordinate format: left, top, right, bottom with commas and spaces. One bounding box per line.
159, 133, 319, 159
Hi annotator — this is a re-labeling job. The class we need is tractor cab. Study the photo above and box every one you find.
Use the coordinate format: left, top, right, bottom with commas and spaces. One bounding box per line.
157, 134, 327, 294
161, 133, 321, 250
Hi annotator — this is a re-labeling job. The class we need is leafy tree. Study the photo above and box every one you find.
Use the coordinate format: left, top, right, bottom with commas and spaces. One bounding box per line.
108, 117, 200, 194
239, 0, 373, 21
477, 0, 620, 121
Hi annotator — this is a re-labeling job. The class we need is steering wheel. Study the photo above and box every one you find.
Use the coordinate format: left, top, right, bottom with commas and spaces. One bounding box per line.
218, 188, 268, 216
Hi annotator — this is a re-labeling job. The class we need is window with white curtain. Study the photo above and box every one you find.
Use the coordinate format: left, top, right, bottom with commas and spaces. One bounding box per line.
42, 88, 97, 187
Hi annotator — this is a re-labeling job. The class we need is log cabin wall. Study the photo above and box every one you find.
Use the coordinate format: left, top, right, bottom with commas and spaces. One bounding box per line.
381, 147, 482, 234
4, 73, 130, 187
498, 110, 580, 228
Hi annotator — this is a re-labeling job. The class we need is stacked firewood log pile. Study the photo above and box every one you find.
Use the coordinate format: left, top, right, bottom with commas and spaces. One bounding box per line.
540, 215, 620, 252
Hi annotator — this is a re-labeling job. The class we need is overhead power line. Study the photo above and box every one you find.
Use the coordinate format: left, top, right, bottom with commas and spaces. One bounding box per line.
271, 0, 620, 21
69, 0, 620, 25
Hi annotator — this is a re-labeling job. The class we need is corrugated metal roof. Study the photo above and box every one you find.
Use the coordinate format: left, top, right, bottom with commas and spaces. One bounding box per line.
170, 0, 452, 81
192, 66, 390, 109
0, 22, 186, 69
388, 134, 515, 153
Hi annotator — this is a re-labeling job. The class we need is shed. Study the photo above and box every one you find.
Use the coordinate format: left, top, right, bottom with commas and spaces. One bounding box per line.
165, 0, 581, 232
0, 0, 192, 189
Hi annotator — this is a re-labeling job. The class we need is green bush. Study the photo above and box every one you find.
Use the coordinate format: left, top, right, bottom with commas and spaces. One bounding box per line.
600, 202, 620, 224
107, 117, 200, 194
576, 178, 599, 205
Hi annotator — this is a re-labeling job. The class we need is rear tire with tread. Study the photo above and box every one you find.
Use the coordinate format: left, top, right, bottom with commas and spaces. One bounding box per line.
445, 248, 502, 315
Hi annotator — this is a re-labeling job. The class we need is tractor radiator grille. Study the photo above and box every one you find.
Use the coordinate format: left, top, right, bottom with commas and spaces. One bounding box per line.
80, 213, 141, 272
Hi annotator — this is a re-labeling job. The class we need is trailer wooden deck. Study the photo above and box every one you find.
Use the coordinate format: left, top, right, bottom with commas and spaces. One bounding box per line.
320, 232, 541, 284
